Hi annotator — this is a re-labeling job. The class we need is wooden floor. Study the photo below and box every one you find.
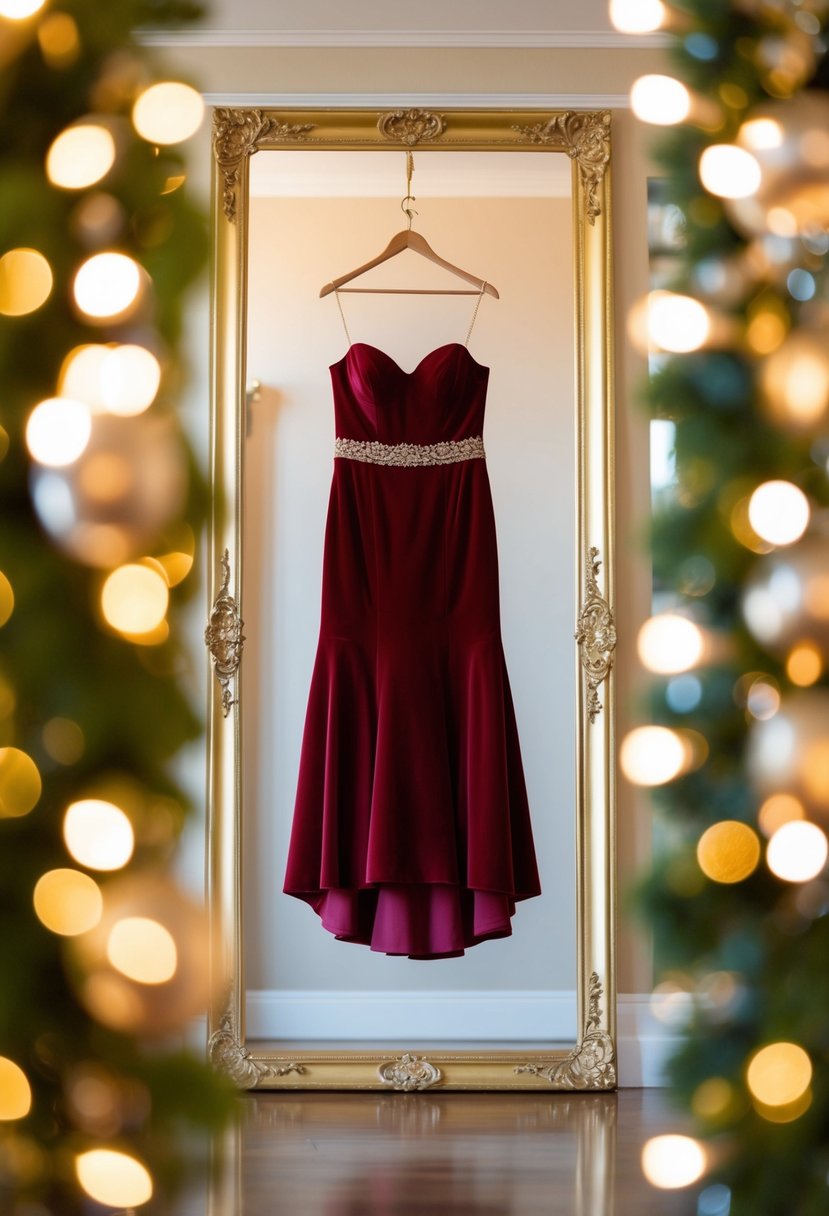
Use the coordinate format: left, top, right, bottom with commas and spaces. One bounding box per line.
182, 1089, 698, 1215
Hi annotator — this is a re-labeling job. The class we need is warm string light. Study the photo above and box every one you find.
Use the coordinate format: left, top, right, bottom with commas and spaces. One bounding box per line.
59, 343, 162, 417
75, 1148, 153, 1208
33, 869, 103, 936
609, 0, 667, 34
0, 0, 46, 18
101, 564, 169, 636
699, 145, 762, 199
106, 917, 178, 984
697, 821, 761, 884
131, 82, 204, 145
0, 747, 42, 818
747, 480, 810, 546
0, 1057, 32, 1120
25, 397, 92, 467
0, 247, 53, 316
637, 613, 705, 674
746, 1042, 812, 1117
46, 124, 116, 190
641, 1134, 707, 1189
766, 820, 828, 882
63, 800, 135, 871
73, 252, 142, 320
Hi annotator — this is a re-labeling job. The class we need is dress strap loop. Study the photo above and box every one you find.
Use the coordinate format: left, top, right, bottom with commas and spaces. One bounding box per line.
334, 287, 352, 346
464, 281, 487, 347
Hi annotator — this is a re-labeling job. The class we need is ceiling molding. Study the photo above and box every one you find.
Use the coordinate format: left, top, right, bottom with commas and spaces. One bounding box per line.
138, 27, 670, 50
202, 92, 631, 109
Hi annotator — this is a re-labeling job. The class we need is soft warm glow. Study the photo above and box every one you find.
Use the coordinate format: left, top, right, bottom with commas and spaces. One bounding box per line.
758, 792, 805, 837
620, 726, 687, 786
46, 125, 116, 190
786, 643, 823, 687
37, 12, 79, 64
641, 1135, 707, 1189
132, 82, 205, 145
647, 291, 711, 353
746, 678, 780, 721
60, 343, 161, 415
637, 613, 704, 674
0, 0, 45, 17
760, 335, 829, 428
73, 253, 141, 320
609, 0, 666, 33
0, 1057, 32, 1121
63, 799, 135, 872
748, 481, 810, 546
106, 917, 178, 984
650, 981, 693, 1027
101, 564, 169, 636
0, 247, 53, 316
33, 868, 103, 936
697, 820, 761, 884
699, 145, 762, 199
692, 1077, 734, 1120
739, 117, 784, 150
157, 551, 193, 586
25, 397, 92, 467
0, 747, 42, 818
746, 308, 787, 356
75, 1149, 153, 1208
42, 717, 85, 764
747, 1042, 812, 1106
631, 75, 691, 125
767, 820, 828, 882
0, 571, 13, 627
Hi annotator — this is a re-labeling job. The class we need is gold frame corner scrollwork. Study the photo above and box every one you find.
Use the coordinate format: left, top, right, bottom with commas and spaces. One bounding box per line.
207, 106, 616, 1090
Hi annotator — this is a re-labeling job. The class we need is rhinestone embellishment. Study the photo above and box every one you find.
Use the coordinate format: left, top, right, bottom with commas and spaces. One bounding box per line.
334, 436, 485, 467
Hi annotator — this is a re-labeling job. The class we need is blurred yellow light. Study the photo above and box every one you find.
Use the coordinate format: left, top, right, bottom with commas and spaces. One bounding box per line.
0, 0, 45, 17
758, 792, 805, 837
802, 740, 829, 806
620, 726, 687, 786
692, 1077, 734, 1121
647, 291, 711, 353
609, 0, 666, 33
697, 820, 761, 884
786, 643, 822, 687
729, 494, 773, 554
75, 1149, 153, 1208
33, 869, 102, 936
740, 117, 784, 150
767, 207, 798, 238
637, 613, 704, 674
156, 551, 193, 587
132, 82, 205, 145
748, 481, 809, 546
25, 397, 91, 468
46, 125, 115, 190
760, 337, 829, 429
747, 1042, 812, 1106
699, 144, 761, 199
0, 248, 53, 317
106, 917, 177, 984
0, 748, 42, 818
0, 571, 13, 627
63, 799, 135, 872
641, 1135, 706, 1189
0, 1057, 32, 1121
767, 821, 828, 882
59, 343, 161, 416
631, 75, 691, 125
37, 12, 80, 65
101, 565, 169, 636
754, 1089, 813, 1123
746, 310, 787, 355
73, 253, 141, 320
42, 717, 85, 765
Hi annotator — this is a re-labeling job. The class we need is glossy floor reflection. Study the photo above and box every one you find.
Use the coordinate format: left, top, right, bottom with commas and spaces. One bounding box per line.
187, 1089, 697, 1216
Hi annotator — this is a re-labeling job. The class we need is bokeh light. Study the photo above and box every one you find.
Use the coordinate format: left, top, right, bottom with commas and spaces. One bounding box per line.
748, 481, 809, 546
0, 0, 45, 18
647, 291, 711, 353
0, 1057, 32, 1121
758, 792, 805, 837
0, 248, 53, 316
641, 1135, 707, 1189
46, 124, 115, 190
759, 331, 829, 431
101, 564, 169, 636
692, 1077, 735, 1121
609, 0, 666, 33
746, 678, 780, 721
25, 397, 91, 467
37, 11, 80, 65
132, 82, 205, 145
650, 980, 693, 1027
73, 252, 141, 320
106, 917, 177, 984
697, 820, 761, 884
767, 820, 828, 882
620, 726, 687, 786
631, 75, 691, 125
746, 1042, 812, 1107
699, 144, 762, 198
75, 1148, 153, 1208
786, 642, 822, 687
63, 799, 135, 872
60, 343, 161, 416
637, 613, 704, 674
0, 748, 42, 818
33, 869, 102, 936
0, 571, 13, 627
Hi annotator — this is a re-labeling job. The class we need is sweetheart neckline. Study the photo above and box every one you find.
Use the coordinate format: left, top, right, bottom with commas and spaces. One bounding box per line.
330, 342, 489, 377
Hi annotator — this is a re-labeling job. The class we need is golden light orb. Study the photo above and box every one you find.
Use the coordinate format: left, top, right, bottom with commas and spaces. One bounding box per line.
0, 1058, 32, 1121
25, 397, 91, 467
767, 820, 828, 882
758, 792, 805, 837
609, 0, 666, 33
746, 1042, 812, 1107
700, 145, 762, 199
697, 820, 761, 884
101, 564, 169, 636
106, 917, 178, 984
691, 1077, 734, 1121
63, 799, 135, 872
156, 551, 193, 586
33, 869, 103, 936
631, 75, 691, 125
748, 481, 810, 546
75, 1149, 153, 1209
37, 12, 80, 65
760, 331, 829, 431
0, 571, 13, 627
647, 291, 711, 353
46, 125, 115, 191
620, 726, 688, 786
59, 342, 161, 416
0, 748, 42, 818
0, 248, 53, 317
42, 717, 85, 765
637, 613, 704, 674
641, 1135, 707, 1189
132, 82, 204, 145
72, 252, 141, 320
786, 642, 822, 687
0, 0, 45, 18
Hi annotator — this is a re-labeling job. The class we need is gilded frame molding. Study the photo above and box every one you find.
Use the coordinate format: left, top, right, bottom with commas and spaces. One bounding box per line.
207, 106, 616, 1090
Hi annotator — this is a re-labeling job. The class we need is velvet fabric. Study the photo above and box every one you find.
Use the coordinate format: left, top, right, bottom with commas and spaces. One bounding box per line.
283, 342, 542, 958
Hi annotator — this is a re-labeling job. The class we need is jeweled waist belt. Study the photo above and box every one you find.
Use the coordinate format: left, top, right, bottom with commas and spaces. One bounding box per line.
334, 436, 485, 467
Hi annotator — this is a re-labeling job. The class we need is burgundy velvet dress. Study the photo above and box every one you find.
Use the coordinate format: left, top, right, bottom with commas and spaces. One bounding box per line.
283, 305, 541, 959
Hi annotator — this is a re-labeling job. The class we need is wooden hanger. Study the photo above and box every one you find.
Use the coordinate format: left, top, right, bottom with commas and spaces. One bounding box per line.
319, 153, 499, 299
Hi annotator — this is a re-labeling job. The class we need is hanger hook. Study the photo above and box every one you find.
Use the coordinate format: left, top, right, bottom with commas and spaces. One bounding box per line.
400, 150, 417, 230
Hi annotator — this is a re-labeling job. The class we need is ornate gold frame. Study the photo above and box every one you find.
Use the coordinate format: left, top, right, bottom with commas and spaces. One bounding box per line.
206, 107, 616, 1090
